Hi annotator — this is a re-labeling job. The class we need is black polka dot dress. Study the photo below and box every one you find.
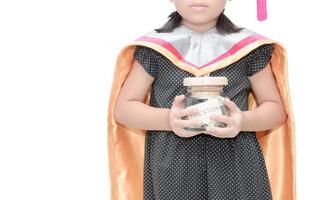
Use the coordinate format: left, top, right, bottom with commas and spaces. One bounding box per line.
133, 44, 273, 200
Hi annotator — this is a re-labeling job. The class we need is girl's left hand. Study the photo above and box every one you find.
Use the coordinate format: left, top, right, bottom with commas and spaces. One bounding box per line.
205, 98, 244, 138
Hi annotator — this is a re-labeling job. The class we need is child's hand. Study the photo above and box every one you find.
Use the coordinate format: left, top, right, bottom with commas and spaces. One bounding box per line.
169, 95, 203, 138
205, 98, 243, 138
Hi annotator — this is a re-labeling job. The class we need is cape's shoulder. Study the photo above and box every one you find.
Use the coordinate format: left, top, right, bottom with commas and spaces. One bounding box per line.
121, 26, 280, 77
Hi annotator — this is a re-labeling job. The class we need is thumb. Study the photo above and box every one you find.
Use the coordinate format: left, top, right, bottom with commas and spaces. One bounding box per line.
172, 95, 185, 108
224, 98, 239, 112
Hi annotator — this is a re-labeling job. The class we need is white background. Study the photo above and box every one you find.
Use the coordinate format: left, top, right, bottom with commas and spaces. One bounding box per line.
0, 0, 309, 199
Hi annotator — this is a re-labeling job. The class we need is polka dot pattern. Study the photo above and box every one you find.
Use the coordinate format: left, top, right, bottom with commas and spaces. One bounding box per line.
133, 44, 273, 200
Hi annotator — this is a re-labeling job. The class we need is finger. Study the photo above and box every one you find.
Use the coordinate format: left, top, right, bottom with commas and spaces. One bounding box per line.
209, 114, 232, 124
224, 98, 239, 112
204, 130, 226, 138
177, 107, 199, 118
176, 119, 203, 128
175, 128, 198, 138
172, 95, 185, 108
205, 126, 231, 138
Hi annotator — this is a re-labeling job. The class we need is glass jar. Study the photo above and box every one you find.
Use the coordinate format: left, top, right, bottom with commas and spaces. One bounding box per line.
183, 76, 229, 132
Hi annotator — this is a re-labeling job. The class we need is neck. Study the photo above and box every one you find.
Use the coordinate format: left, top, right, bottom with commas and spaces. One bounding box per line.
181, 19, 217, 33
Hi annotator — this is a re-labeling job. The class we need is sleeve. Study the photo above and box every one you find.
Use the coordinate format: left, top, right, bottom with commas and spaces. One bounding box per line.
133, 46, 159, 78
245, 44, 273, 77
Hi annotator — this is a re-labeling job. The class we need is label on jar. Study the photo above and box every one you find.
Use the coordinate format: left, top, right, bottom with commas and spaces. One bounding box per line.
187, 96, 225, 127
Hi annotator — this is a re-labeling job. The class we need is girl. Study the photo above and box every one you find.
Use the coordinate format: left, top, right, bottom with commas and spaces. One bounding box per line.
108, 0, 295, 199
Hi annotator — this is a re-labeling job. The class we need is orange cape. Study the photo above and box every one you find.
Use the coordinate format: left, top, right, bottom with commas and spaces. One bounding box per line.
108, 34, 295, 200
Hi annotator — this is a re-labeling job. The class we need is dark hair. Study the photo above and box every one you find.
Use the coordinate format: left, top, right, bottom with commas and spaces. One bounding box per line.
155, 11, 242, 34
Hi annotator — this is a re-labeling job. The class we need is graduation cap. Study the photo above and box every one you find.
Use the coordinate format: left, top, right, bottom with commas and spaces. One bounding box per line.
257, 0, 267, 21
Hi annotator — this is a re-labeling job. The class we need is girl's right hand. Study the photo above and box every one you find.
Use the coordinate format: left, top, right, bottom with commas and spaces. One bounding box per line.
169, 95, 203, 138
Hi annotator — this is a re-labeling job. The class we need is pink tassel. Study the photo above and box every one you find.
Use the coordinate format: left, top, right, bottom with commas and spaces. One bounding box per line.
257, 0, 267, 21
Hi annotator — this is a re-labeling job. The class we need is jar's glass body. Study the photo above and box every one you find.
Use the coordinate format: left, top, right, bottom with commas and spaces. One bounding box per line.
183, 85, 229, 132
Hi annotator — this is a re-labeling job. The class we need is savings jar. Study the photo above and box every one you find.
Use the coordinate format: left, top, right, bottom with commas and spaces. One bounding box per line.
183, 76, 229, 132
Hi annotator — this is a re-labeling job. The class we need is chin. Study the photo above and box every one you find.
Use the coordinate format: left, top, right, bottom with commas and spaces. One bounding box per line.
184, 16, 215, 25
187, 20, 215, 27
